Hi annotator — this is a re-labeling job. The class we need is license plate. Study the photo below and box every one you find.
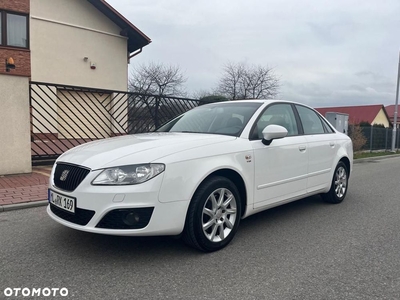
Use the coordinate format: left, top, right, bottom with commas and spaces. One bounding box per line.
48, 189, 76, 213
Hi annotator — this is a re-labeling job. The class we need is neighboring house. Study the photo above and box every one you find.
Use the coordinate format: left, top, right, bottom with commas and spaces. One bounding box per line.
31, 0, 151, 90
315, 105, 392, 128
0, 0, 31, 175
30, 0, 151, 140
385, 105, 399, 128
0, 0, 151, 175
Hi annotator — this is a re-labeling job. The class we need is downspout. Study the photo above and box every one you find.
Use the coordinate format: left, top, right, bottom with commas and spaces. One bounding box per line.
127, 48, 143, 90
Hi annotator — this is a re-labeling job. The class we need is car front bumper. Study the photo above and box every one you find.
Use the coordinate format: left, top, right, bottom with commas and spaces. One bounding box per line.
47, 170, 189, 236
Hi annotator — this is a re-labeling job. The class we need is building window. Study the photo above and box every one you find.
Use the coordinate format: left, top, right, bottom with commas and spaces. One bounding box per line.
0, 11, 29, 48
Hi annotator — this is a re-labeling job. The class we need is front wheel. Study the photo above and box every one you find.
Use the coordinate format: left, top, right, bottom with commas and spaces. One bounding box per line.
322, 161, 348, 204
183, 176, 242, 252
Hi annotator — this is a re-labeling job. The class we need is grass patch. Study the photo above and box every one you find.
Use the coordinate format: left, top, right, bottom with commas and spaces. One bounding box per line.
354, 151, 400, 159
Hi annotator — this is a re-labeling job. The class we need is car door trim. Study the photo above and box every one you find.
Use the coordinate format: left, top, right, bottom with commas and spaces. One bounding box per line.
308, 168, 331, 177
257, 173, 309, 190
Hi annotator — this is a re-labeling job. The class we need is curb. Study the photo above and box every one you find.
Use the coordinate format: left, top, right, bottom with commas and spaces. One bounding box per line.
0, 200, 48, 213
353, 153, 400, 164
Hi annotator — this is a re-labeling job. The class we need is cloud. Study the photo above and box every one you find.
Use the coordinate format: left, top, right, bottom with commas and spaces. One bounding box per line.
108, 0, 400, 107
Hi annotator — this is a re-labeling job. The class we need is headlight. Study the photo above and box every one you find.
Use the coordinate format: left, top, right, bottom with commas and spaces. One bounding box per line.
92, 164, 165, 185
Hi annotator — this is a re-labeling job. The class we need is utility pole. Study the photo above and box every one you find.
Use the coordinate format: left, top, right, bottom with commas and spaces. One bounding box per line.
391, 51, 400, 152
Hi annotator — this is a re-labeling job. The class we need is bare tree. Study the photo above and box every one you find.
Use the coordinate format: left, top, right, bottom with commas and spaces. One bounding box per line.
128, 63, 188, 131
129, 62, 187, 96
217, 62, 246, 100
217, 62, 279, 100
191, 89, 215, 100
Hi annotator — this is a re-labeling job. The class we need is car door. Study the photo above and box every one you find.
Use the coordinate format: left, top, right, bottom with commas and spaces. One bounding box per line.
295, 105, 337, 193
250, 103, 308, 209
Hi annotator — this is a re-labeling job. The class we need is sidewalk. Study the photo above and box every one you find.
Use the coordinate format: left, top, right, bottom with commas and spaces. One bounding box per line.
0, 166, 51, 212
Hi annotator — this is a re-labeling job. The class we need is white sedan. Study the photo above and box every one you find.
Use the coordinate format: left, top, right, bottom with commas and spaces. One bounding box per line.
47, 100, 353, 252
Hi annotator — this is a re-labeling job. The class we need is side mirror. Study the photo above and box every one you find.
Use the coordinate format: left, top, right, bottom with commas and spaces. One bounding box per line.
262, 125, 288, 145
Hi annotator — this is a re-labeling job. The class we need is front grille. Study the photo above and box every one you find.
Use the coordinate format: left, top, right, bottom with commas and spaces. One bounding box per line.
50, 204, 95, 226
96, 208, 154, 229
54, 163, 90, 192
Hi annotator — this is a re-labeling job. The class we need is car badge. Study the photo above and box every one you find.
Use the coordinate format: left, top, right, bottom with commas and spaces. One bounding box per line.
60, 170, 70, 181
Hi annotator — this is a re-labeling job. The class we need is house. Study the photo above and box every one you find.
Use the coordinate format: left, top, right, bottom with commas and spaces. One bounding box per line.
0, 0, 32, 175
30, 0, 151, 90
0, 0, 151, 175
315, 105, 392, 128
385, 105, 399, 128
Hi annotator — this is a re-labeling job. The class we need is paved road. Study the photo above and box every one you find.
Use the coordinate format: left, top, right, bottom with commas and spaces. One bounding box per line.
1, 157, 400, 300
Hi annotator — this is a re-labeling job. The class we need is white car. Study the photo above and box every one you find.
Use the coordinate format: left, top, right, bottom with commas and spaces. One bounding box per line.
47, 100, 353, 252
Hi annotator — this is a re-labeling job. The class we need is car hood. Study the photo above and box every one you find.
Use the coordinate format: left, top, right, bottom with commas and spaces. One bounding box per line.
57, 132, 237, 169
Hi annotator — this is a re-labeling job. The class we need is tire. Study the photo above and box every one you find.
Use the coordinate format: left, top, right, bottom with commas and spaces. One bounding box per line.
322, 161, 348, 204
183, 176, 242, 252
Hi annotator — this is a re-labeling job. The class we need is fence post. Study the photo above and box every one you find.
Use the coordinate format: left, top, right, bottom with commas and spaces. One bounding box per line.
385, 128, 388, 151
370, 126, 373, 152
154, 96, 159, 128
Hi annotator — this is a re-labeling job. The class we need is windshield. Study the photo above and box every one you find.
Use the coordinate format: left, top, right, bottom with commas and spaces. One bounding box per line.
157, 102, 262, 136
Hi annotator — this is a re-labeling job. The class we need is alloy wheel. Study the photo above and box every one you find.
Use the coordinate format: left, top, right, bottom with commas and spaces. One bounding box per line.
202, 188, 237, 242
334, 166, 347, 198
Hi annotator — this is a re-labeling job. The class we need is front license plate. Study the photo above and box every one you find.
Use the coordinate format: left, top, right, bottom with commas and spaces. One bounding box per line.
48, 189, 76, 214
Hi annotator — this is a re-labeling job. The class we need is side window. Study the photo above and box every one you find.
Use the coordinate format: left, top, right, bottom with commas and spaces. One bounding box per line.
320, 117, 335, 133
0, 11, 29, 48
252, 104, 298, 139
296, 105, 325, 135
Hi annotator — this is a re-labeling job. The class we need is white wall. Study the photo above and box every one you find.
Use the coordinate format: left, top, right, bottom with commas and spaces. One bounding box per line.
372, 109, 390, 128
30, 0, 129, 91
0, 75, 31, 175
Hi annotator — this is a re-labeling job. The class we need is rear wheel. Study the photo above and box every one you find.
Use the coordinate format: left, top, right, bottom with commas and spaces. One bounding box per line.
183, 176, 241, 252
322, 161, 348, 204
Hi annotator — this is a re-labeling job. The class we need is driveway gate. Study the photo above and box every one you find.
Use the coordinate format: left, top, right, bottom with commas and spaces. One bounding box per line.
30, 82, 200, 161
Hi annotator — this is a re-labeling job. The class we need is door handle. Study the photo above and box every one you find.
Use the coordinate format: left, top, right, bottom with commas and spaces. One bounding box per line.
299, 145, 306, 152
329, 142, 335, 147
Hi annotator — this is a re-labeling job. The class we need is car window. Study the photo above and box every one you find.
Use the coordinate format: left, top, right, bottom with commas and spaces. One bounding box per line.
157, 102, 262, 136
251, 103, 298, 139
320, 117, 335, 133
296, 105, 325, 135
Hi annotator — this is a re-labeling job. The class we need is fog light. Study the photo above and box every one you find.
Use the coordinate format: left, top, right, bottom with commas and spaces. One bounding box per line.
96, 207, 154, 229
123, 211, 140, 226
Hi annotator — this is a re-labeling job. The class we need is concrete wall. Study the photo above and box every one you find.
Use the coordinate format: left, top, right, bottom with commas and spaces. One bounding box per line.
30, 0, 129, 91
0, 75, 31, 175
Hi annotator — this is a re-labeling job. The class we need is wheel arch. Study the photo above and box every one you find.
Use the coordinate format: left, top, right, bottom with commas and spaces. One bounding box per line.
198, 169, 247, 218
339, 156, 351, 178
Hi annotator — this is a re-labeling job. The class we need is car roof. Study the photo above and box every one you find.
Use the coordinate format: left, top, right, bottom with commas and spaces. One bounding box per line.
210, 99, 306, 106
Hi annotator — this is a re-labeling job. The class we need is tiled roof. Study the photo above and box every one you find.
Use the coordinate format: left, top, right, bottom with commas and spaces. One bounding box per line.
87, 0, 151, 53
315, 105, 387, 125
385, 105, 396, 120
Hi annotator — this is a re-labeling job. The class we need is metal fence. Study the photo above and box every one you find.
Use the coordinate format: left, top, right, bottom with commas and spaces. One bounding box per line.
33, 82, 398, 162
30, 81, 200, 161
352, 126, 400, 151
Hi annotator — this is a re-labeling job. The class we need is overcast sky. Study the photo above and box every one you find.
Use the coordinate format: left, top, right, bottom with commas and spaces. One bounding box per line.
108, 0, 400, 108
